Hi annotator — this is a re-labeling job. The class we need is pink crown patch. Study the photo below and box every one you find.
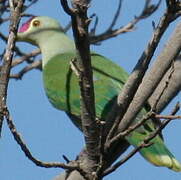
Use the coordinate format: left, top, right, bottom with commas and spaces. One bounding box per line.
19, 16, 36, 33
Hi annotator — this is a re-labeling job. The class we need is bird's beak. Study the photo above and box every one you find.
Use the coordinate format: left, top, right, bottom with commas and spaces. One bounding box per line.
16, 32, 24, 42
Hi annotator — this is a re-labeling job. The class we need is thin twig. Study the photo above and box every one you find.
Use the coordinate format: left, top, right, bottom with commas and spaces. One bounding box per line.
90, 0, 161, 44
106, 111, 154, 150
0, 31, 27, 57
170, 102, 180, 115
63, 21, 72, 32
4, 108, 79, 170
89, 13, 98, 36
107, 0, 123, 31
60, 0, 75, 16
24, 0, 39, 10
11, 48, 40, 67
155, 114, 181, 120
10, 60, 42, 79
103, 111, 176, 176
103, 141, 151, 176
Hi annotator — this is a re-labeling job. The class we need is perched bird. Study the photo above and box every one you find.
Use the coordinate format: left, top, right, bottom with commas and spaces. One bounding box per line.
17, 16, 181, 171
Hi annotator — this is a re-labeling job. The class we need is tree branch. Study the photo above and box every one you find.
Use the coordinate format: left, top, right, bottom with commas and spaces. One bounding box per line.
105, 2, 177, 141
10, 60, 42, 79
103, 100, 180, 177
148, 56, 181, 113
106, 112, 154, 150
61, 0, 100, 179
52, 1, 180, 180
103, 112, 176, 176
4, 108, 80, 170
118, 21, 181, 132
11, 48, 40, 67
0, 0, 24, 136
103, 142, 151, 176
90, 0, 161, 44
155, 114, 181, 120
52, 102, 180, 180
106, 0, 123, 32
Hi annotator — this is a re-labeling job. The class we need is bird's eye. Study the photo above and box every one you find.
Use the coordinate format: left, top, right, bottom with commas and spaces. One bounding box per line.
32, 20, 40, 27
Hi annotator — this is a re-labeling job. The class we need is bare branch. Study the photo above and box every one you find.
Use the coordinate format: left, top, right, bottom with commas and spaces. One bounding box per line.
106, 0, 123, 32
105, 3, 177, 141
155, 114, 181, 120
170, 102, 180, 115
151, 62, 175, 112
89, 14, 98, 36
103, 142, 151, 176
106, 102, 180, 153
60, 0, 75, 16
4, 108, 80, 170
106, 112, 154, 149
103, 110, 178, 176
90, 0, 161, 44
54, 102, 180, 180
11, 48, 40, 67
63, 21, 72, 32
61, 0, 100, 179
118, 21, 181, 132
0, 0, 8, 16
166, 0, 181, 20
90, 22, 135, 44
148, 56, 181, 113
0, 0, 24, 135
10, 60, 42, 79
140, 0, 162, 19
24, 0, 39, 10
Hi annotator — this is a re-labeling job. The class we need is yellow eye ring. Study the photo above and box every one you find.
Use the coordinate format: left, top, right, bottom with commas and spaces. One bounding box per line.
32, 20, 40, 27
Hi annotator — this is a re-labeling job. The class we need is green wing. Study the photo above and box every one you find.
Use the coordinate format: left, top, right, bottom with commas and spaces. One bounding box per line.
43, 52, 181, 171
43, 52, 128, 120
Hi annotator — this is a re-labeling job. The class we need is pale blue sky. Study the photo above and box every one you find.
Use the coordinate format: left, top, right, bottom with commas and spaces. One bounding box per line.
0, 0, 181, 180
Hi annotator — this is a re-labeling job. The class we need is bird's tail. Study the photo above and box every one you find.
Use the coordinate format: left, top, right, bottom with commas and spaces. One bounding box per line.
126, 132, 181, 172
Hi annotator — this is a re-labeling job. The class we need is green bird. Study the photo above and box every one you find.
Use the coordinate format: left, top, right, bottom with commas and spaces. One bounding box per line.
17, 16, 181, 172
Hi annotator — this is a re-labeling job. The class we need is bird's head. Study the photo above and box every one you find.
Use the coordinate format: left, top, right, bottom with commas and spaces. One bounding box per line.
17, 16, 63, 45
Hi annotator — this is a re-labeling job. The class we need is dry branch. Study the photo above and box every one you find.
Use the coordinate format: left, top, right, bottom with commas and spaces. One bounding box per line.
106, 112, 154, 149
155, 114, 181, 120
90, 0, 161, 44
105, 1, 178, 142
11, 48, 40, 67
10, 59, 42, 79
4, 108, 80, 170
103, 112, 176, 176
0, 0, 24, 135
118, 21, 181, 132
61, 0, 100, 179
103, 142, 151, 176
103, 100, 180, 177
148, 57, 181, 113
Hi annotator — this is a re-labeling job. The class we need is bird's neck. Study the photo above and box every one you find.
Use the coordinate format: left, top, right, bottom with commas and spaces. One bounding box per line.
38, 31, 75, 67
